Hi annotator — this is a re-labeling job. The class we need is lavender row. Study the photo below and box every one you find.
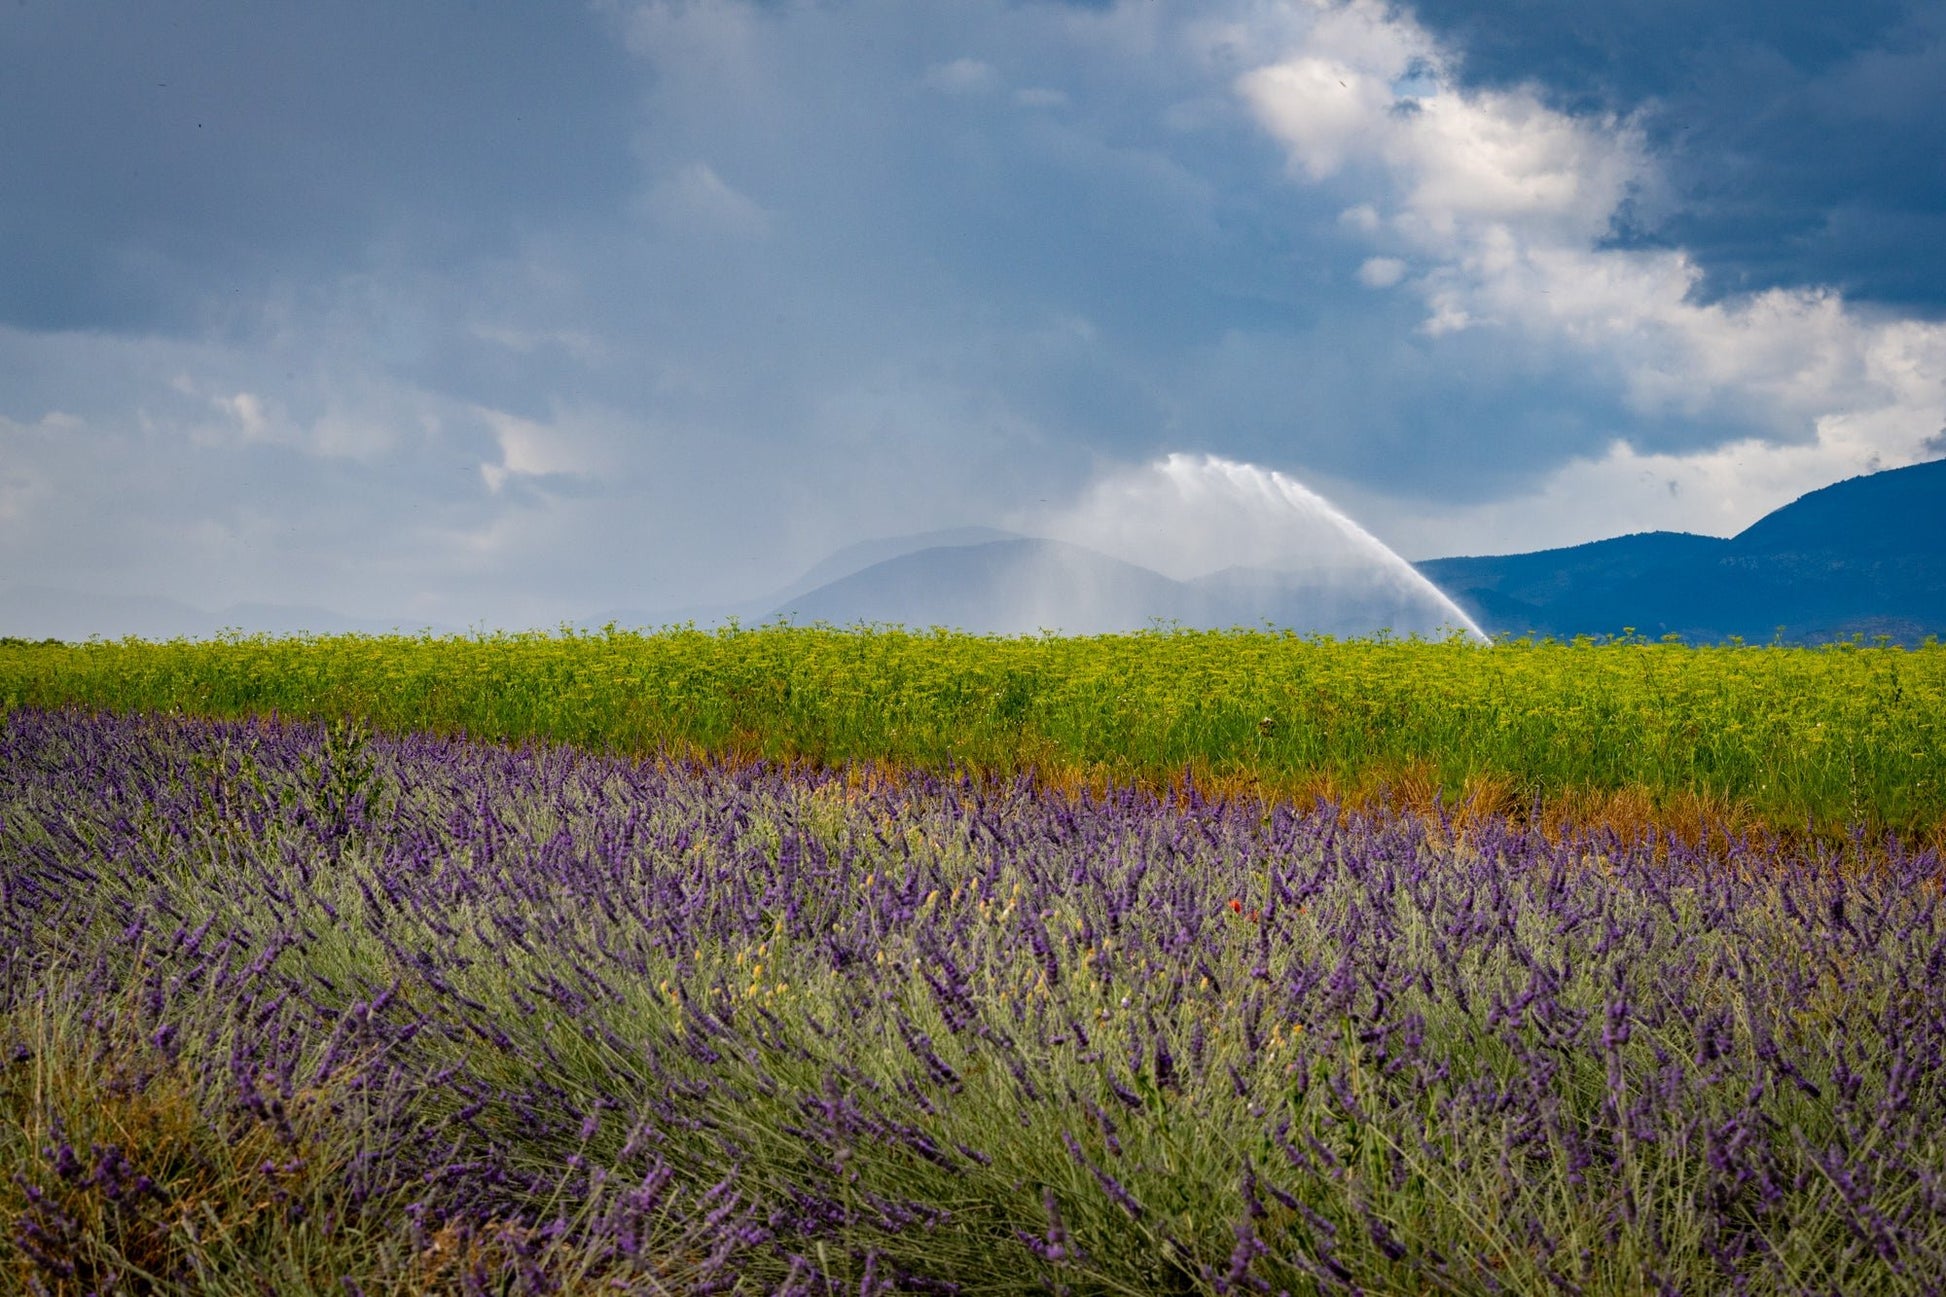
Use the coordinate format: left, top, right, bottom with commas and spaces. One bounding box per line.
3, 706, 1945, 1293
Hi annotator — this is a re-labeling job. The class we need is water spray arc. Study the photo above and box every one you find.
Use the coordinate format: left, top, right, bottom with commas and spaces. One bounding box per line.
1188, 453, 1490, 642
1042, 453, 1491, 642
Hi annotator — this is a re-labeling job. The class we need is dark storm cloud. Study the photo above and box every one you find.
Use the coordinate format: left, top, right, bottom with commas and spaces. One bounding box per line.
0, 1, 640, 333
1404, 0, 1946, 314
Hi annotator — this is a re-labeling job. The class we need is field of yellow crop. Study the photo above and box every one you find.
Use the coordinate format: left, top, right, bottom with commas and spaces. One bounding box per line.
3, 627, 1941, 839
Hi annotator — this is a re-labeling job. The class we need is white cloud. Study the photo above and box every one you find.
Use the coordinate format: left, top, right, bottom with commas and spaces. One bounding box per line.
1356, 256, 1405, 288
613, 0, 766, 90
1229, 0, 1946, 542
1014, 86, 1068, 109
1338, 203, 1380, 233
197, 389, 374, 460
924, 56, 999, 95
0, 413, 65, 528
310, 414, 398, 462
470, 322, 609, 365
1356, 432, 1891, 561
214, 391, 271, 442
1239, 56, 1400, 180
476, 405, 616, 495
641, 161, 770, 238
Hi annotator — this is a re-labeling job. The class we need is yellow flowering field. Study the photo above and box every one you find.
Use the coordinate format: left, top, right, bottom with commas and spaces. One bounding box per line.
2, 626, 1941, 838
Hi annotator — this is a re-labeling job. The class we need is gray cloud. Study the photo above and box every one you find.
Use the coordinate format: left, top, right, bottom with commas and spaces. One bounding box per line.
2, 0, 1941, 631
0, 1, 640, 333
1404, 0, 1946, 315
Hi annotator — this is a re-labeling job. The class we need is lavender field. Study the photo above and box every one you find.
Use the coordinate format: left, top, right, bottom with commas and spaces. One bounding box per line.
5, 706, 1945, 1293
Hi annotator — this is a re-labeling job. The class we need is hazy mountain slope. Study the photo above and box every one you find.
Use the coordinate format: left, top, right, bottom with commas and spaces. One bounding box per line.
0, 586, 452, 642
774, 541, 1483, 638
770, 539, 1192, 635
1188, 566, 1481, 638
766, 527, 1022, 604
584, 527, 1024, 630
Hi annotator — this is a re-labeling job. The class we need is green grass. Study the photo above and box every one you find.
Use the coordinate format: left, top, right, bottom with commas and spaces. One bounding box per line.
3, 626, 1943, 837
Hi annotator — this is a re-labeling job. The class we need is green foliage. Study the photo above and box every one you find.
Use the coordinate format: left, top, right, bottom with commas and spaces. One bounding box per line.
2, 625, 1942, 835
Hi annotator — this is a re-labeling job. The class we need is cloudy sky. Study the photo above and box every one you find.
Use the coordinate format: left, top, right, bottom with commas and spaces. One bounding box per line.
4, 0, 1943, 630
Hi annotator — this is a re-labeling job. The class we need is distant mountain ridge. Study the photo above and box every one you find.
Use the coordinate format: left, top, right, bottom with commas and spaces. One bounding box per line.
13, 462, 1939, 645
768, 460, 1946, 643
0, 585, 455, 642
769, 538, 1477, 638
580, 527, 1026, 631
1416, 458, 1946, 644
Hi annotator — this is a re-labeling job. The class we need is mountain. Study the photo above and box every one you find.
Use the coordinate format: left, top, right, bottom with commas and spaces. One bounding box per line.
770, 539, 1185, 635
0, 585, 454, 642
22, 464, 1935, 646
583, 526, 1026, 630
764, 527, 1021, 605
1416, 459, 1946, 644
770, 539, 1480, 638
776, 460, 1946, 643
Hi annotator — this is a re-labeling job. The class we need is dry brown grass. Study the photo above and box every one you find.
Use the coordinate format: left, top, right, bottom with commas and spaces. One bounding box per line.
0, 991, 379, 1294
653, 737, 1946, 864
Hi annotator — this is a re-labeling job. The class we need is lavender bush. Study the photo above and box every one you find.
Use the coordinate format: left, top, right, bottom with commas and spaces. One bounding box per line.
3, 706, 1944, 1293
